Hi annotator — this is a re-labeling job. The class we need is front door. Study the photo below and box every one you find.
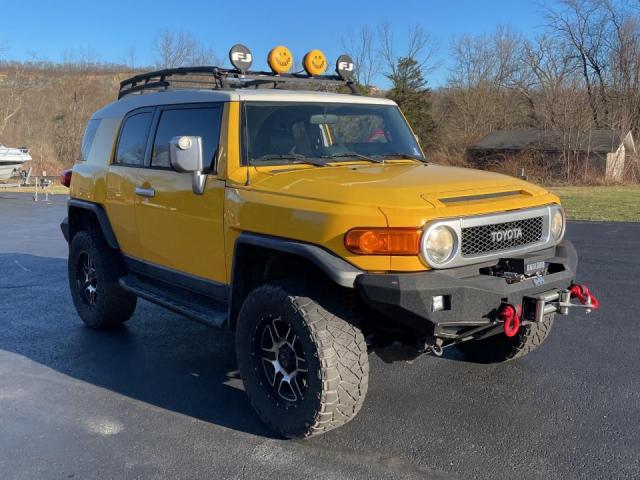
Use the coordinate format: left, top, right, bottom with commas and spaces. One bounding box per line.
132, 103, 227, 289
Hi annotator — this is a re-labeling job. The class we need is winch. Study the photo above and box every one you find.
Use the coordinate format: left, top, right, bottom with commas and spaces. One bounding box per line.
482, 257, 549, 284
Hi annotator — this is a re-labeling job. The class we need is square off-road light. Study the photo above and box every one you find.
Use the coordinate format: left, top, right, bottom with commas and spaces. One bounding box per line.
432, 295, 445, 312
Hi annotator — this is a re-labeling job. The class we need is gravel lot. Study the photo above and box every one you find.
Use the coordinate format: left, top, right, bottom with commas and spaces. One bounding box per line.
0, 191, 638, 479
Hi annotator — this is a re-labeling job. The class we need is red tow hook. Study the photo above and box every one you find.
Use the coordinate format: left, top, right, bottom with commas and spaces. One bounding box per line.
499, 304, 522, 337
569, 284, 600, 310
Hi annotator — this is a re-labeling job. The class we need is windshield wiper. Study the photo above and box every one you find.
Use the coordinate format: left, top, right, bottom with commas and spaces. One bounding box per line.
253, 154, 326, 167
377, 153, 428, 163
320, 152, 383, 164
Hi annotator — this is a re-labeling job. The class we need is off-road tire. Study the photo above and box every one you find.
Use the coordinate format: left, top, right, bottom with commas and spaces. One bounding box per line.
456, 314, 555, 363
235, 282, 369, 438
68, 229, 137, 328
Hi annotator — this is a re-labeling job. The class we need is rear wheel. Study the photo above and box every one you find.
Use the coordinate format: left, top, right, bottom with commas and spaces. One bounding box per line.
456, 314, 555, 363
235, 282, 369, 438
68, 230, 137, 328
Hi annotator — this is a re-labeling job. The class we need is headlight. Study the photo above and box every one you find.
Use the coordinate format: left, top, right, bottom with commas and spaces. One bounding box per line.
423, 225, 457, 265
551, 207, 565, 241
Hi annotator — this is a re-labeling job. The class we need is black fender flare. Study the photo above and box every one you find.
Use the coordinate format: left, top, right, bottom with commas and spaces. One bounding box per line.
227, 232, 364, 328
66, 199, 119, 249
232, 232, 363, 289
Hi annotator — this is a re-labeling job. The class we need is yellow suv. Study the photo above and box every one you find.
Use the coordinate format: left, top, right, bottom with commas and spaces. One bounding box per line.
60, 46, 598, 438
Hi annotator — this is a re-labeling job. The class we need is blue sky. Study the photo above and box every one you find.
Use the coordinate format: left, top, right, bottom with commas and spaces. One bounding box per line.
3, 0, 551, 86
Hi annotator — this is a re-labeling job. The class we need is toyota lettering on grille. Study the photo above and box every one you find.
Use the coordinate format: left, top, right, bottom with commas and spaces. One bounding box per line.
490, 227, 523, 243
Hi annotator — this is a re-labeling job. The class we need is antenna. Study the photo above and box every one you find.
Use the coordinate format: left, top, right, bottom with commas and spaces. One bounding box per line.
245, 166, 251, 186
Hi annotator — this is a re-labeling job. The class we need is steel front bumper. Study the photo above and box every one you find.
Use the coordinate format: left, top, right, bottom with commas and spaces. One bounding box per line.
356, 241, 578, 338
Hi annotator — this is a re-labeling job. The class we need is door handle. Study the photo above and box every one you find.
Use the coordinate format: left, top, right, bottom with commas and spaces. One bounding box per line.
135, 186, 155, 198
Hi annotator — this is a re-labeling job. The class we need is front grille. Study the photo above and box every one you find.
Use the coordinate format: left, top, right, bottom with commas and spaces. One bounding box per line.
461, 216, 544, 257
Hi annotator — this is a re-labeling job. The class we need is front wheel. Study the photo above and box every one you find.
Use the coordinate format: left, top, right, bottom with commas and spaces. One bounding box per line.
235, 282, 369, 438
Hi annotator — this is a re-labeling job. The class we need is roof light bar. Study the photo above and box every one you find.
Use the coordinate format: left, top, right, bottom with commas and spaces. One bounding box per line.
118, 44, 358, 98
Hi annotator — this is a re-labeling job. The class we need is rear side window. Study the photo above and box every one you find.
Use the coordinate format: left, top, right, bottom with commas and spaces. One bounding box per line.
81, 119, 100, 161
115, 112, 153, 166
151, 107, 222, 170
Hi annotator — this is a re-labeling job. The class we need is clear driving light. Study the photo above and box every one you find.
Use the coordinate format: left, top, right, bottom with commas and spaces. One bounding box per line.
551, 207, 565, 241
178, 136, 192, 150
423, 225, 456, 265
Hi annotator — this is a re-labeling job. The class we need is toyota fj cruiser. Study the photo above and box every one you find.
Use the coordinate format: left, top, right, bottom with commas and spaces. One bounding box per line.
60, 45, 599, 438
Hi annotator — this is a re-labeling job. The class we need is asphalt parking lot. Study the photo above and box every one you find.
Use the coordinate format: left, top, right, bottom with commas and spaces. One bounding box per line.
0, 191, 638, 479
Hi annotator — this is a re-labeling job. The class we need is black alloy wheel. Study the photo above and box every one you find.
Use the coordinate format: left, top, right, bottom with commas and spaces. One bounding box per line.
76, 251, 98, 306
252, 314, 309, 406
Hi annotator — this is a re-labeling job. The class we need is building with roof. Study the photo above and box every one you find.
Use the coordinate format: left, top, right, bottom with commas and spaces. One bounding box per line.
467, 129, 636, 181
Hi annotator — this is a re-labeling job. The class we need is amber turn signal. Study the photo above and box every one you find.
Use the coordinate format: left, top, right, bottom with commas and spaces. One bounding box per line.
344, 228, 422, 255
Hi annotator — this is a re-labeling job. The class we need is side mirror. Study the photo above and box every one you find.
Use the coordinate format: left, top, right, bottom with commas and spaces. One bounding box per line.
169, 136, 206, 195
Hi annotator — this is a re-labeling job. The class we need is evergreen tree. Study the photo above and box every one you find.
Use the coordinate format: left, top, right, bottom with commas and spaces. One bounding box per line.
386, 57, 437, 148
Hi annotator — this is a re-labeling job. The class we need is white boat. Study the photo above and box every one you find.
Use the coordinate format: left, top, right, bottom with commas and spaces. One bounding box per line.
0, 144, 32, 181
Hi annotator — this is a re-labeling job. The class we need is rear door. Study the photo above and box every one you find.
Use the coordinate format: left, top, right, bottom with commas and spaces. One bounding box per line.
132, 103, 227, 289
104, 108, 154, 259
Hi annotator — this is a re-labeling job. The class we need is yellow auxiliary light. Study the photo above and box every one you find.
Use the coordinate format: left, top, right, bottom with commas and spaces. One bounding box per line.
303, 49, 328, 76
268, 46, 293, 74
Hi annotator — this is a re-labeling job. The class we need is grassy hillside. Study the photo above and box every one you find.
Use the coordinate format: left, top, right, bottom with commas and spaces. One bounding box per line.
552, 186, 640, 222
0, 65, 135, 176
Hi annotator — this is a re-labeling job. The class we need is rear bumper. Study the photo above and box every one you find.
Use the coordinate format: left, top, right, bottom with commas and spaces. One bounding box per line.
356, 241, 578, 338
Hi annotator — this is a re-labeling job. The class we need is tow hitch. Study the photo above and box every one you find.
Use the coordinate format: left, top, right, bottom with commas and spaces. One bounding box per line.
419, 283, 600, 354
498, 283, 600, 337
529, 283, 600, 324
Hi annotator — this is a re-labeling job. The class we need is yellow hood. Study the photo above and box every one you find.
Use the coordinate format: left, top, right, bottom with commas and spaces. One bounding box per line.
228, 162, 560, 273
248, 163, 554, 212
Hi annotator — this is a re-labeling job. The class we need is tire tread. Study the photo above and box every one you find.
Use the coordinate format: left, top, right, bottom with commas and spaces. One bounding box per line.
456, 314, 555, 363
236, 282, 369, 438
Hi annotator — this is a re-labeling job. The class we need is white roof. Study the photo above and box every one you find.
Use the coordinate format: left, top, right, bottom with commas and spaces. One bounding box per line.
93, 88, 397, 119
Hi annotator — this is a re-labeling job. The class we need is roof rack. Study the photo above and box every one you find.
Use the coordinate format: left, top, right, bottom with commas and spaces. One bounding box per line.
118, 66, 356, 99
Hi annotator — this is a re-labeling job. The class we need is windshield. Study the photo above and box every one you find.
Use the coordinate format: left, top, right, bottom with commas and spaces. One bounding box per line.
243, 102, 424, 166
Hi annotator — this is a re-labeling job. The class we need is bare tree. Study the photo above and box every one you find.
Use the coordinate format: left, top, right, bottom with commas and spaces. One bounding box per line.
189, 45, 220, 66
448, 26, 524, 89
123, 47, 137, 70
341, 26, 381, 88
442, 27, 533, 145
0, 67, 29, 137
60, 46, 101, 71
546, 0, 611, 126
379, 23, 439, 80
522, 34, 579, 128
154, 29, 197, 68
154, 29, 219, 68
601, 0, 640, 132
